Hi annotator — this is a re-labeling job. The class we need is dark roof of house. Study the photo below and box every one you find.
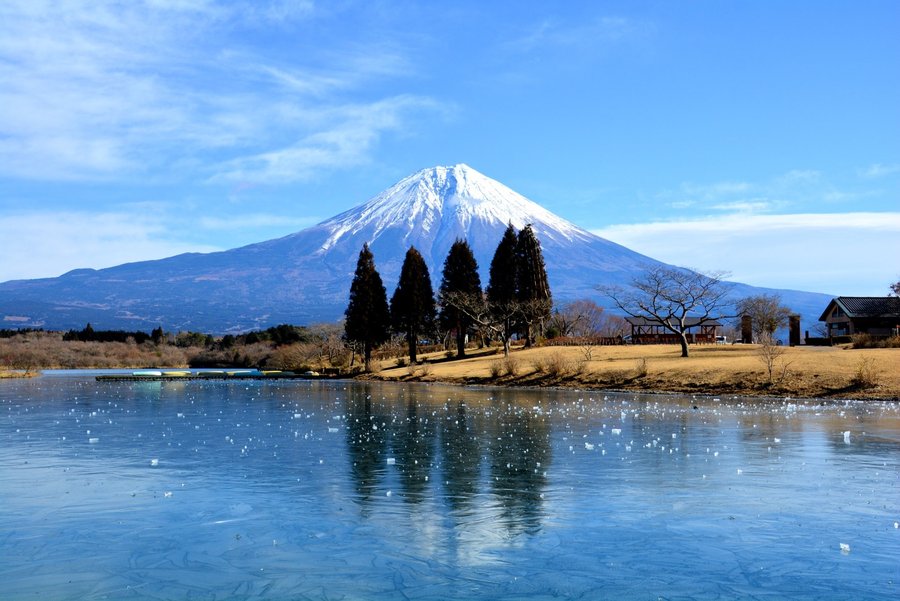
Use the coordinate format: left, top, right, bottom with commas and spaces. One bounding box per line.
625, 316, 722, 328
818, 296, 900, 321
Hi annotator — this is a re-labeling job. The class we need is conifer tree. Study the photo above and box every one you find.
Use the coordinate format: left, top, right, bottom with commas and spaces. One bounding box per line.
344, 243, 391, 371
438, 239, 482, 358
515, 224, 552, 346
487, 223, 520, 356
390, 246, 437, 364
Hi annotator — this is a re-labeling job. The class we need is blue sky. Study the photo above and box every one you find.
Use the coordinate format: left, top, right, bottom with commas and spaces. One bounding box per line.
1, 0, 897, 296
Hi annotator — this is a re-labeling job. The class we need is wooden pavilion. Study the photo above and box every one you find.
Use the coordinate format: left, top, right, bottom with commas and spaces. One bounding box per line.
625, 316, 721, 345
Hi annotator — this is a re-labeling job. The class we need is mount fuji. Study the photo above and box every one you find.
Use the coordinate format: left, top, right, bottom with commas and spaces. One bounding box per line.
0, 164, 830, 332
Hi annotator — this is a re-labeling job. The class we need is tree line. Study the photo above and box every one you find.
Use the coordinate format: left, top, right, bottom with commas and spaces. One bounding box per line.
59, 322, 313, 349
343, 223, 552, 371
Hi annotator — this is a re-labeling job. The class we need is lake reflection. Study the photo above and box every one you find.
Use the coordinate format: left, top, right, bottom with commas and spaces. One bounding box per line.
1, 376, 898, 600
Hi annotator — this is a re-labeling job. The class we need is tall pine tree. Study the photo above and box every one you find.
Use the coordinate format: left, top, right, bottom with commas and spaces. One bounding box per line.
487, 223, 520, 356
344, 243, 391, 371
390, 246, 437, 364
438, 239, 482, 358
515, 224, 552, 347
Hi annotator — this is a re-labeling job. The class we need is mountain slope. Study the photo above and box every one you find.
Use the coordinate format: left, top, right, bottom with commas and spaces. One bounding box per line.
0, 164, 832, 332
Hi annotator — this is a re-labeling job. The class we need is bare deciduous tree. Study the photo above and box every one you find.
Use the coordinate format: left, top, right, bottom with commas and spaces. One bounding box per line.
757, 333, 792, 385
601, 266, 733, 358
549, 299, 606, 338
736, 294, 792, 340
441, 290, 520, 357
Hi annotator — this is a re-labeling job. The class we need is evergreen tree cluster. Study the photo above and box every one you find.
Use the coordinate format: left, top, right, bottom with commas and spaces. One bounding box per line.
63, 323, 153, 344
343, 224, 552, 369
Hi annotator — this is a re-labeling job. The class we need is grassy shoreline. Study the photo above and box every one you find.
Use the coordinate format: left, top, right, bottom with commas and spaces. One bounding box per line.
3, 335, 897, 401
365, 344, 900, 401
0, 370, 40, 379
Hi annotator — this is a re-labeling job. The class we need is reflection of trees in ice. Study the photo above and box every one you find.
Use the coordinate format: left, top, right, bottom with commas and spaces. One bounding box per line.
441, 401, 482, 513
487, 408, 551, 535
392, 398, 436, 504
342, 386, 552, 535
344, 385, 388, 508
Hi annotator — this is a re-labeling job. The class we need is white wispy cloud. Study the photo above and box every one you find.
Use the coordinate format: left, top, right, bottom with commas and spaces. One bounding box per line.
198, 213, 321, 231
593, 212, 900, 295
659, 168, 875, 217
858, 163, 900, 179
0, 0, 441, 183
709, 200, 773, 213
211, 96, 442, 183
505, 16, 648, 54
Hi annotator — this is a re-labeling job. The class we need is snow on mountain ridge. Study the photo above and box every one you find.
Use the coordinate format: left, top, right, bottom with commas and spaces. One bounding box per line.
317, 164, 592, 253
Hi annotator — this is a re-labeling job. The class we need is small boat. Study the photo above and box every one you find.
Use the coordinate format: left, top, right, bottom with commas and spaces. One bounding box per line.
161, 370, 191, 377
133, 370, 163, 377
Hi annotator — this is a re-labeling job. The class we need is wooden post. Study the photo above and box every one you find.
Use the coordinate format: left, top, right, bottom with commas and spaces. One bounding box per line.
741, 315, 753, 344
789, 315, 801, 346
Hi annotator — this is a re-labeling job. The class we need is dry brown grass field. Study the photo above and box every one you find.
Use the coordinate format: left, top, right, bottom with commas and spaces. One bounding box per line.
371, 343, 900, 400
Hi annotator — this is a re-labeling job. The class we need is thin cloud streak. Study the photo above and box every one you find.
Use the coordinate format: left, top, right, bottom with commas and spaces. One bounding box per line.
210, 96, 443, 183
858, 163, 900, 179
198, 214, 321, 231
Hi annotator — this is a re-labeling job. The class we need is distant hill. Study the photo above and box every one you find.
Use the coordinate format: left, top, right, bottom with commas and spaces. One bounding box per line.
0, 164, 832, 333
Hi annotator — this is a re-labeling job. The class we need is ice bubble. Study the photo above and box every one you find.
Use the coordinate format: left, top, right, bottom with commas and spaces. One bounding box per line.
386, 457, 396, 465
386, 490, 392, 497
843, 431, 851, 444
839, 543, 850, 554
736, 469, 743, 474
584, 442, 595, 451
328, 427, 339, 433
88, 437, 99, 444
150, 458, 159, 467
611, 428, 622, 435
774, 437, 781, 443
164, 491, 173, 498
894, 522, 899, 529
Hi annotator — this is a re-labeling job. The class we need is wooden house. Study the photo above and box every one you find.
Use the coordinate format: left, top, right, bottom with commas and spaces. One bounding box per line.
817, 297, 900, 338
625, 316, 721, 344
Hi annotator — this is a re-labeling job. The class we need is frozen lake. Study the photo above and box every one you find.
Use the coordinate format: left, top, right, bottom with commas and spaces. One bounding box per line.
1, 375, 898, 600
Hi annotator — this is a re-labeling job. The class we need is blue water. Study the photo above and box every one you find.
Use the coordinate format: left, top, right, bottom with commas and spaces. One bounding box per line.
1, 375, 898, 600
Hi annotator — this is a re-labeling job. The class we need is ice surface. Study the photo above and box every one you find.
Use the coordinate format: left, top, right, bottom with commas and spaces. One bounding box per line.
1, 377, 898, 601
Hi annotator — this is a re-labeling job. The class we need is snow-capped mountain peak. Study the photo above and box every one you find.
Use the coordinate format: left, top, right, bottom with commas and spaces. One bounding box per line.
317, 164, 592, 254
0, 162, 832, 331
